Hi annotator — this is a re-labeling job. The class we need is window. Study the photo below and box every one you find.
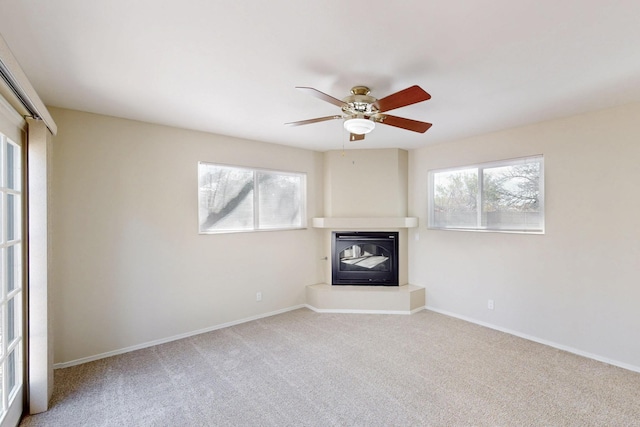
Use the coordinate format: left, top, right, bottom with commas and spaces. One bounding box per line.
428, 156, 544, 233
198, 162, 306, 233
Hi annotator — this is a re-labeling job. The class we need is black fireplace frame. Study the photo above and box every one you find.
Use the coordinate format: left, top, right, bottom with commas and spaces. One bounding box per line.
331, 231, 399, 286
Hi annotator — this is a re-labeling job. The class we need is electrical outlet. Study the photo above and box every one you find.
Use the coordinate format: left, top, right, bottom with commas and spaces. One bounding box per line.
256, 292, 262, 302
487, 299, 494, 310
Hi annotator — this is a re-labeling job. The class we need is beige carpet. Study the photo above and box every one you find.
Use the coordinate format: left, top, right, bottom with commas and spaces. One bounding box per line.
20, 308, 640, 426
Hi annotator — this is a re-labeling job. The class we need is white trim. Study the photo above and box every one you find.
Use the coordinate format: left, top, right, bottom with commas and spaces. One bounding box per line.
55, 304, 639, 377
0, 35, 57, 135
0, 385, 22, 427
0, 95, 23, 129
304, 304, 425, 315
425, 306, 640, 374
197, 161, 307, 234
428, 154, 545, 175
427, 154, 544, 233
0, 95, 24, 144
311, 217, 418, 229
53, 305, 307, 369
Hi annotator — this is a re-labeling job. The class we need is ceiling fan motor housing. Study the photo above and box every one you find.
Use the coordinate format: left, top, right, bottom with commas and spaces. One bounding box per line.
342, 86, 378, 116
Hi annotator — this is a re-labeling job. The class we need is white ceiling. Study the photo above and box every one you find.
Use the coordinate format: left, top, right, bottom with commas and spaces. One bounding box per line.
1, 0, 639, 152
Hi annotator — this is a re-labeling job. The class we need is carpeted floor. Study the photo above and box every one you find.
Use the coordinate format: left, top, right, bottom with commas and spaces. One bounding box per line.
20, 308, 640, 426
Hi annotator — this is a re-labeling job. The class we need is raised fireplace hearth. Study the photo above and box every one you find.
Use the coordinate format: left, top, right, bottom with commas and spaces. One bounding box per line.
332, 231, 399, 286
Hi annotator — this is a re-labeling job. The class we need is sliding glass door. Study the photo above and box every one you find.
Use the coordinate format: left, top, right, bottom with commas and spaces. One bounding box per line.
0, 117, 24, 426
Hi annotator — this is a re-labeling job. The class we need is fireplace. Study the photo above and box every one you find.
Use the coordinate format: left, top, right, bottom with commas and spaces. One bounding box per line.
331, 231, 399, 286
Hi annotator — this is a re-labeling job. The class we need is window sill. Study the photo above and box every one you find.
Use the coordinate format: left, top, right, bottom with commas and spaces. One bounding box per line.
427, 226, 544, 235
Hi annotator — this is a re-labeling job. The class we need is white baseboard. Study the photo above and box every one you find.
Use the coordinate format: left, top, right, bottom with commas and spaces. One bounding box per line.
304, 304, 425, 315
58, 304, 636, 375
425, 306, 640, 374
54, 304, 307, 369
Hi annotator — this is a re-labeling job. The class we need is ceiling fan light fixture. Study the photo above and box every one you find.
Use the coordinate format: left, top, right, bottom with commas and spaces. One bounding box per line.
343, 117, 375, 135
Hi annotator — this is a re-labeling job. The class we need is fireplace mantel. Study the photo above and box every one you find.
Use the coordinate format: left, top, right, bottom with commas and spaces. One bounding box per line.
312, 217, 418, 229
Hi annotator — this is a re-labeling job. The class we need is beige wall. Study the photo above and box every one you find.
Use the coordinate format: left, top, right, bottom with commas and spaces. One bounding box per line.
50, 108, 324, 364
409, 103, 640, 370
324, 149, 408, 217
51, 102, 640, 370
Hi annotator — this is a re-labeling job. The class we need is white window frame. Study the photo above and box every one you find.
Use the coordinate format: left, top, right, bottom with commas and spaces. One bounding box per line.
198, 162, 307, 234
0, 116, 24, 427
428, 155, 544, 234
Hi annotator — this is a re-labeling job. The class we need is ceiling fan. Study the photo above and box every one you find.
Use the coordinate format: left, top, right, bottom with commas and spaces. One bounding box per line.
285, 85, 432, 141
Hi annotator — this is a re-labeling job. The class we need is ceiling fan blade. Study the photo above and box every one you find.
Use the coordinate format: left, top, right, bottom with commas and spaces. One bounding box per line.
373, 85, 431, 113
285, 115, 342, 127
350, 133, 365, 142
295, 87, 347, 108
374, 114, 432, 133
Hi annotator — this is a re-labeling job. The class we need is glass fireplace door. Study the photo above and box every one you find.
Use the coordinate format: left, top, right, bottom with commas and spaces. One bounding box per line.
332, 232, 399, 286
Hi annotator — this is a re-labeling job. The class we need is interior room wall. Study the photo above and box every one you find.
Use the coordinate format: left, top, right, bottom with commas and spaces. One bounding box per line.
323, 148, 408, 217
50, 107, 324, 365
408, 103, 640, 371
